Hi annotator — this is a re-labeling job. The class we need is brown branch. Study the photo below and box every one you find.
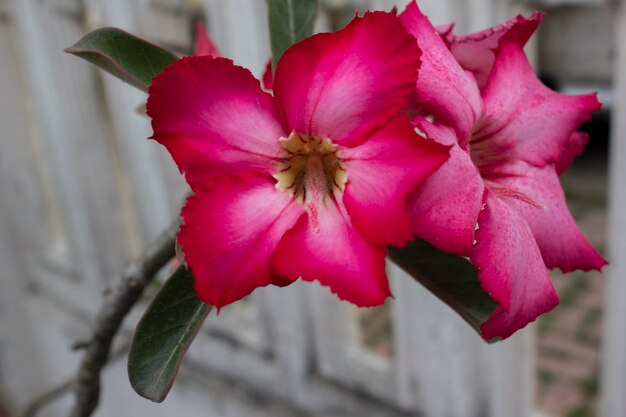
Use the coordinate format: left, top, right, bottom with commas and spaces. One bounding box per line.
68, 218, 180, 417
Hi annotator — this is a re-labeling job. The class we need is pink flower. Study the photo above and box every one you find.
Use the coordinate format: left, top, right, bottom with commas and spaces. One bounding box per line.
148, 12, 449, 309
193, 21, 220, 57
400, 1, 606, 340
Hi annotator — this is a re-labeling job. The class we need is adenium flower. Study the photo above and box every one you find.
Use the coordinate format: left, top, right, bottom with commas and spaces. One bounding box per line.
193, 21, 220, 57
148, 12, 449, 309
400, 1, 606, 340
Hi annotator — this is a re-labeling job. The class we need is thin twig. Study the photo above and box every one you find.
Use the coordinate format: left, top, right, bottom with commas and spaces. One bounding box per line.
68, 218, 180, 417
21, 380, 73, 417
21, 342, 130, 417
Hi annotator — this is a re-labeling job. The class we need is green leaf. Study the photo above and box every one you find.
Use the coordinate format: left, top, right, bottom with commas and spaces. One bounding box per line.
267, 0, 318, 70
388, 239, 498, 341
65, 27, 178, 92
128, 266, 212, 402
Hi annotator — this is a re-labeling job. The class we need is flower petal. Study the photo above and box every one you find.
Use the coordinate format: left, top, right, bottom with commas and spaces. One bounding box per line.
400, 1, 482, 145
178, 173, 303, 308
475, 43, 601, 169
148, 56, 286, 190
488, 161, 607, 272
262, 59, 274, 90
408, 140, 484, 256
194, 21, 220, 57
273, 199, 391, 307
341, 115, 449, 247
444, 12, 543, 89
472, 192, 559, 340
273, 11, 420, 146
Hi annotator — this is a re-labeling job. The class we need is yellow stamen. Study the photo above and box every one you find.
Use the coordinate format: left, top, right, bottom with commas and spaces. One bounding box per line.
274, 132, 347, 204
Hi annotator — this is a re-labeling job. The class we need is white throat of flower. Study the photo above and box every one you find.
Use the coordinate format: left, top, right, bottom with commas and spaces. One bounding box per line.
274, 132, 347, 204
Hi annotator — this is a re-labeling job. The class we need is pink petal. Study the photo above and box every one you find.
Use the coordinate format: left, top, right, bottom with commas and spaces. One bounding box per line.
487, 161, 607, 272
408, 141, 484, 257
262, 59, 274, 90
399, 1, 482, 145
148, 56, 286, 190
435, 22, 455, 37
273, 11, 420, 146
178, 173, 303, 308
472, 192, 559, 340
273, 199, 391, 307
475, 43, 601, 169
194, 21, 221, 57
444, 12, 543, 89
555, 132, 589, 174
412, 115, 458, 146
341, 115, 449, 247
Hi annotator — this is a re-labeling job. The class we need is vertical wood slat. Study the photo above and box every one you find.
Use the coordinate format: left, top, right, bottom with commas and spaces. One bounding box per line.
200, 0, 271, 77
0, 8, 66, 406
256, 284, 312, 404
87, 0, 184, 250
11, 0, 102, 292
601, 2, 626, 416
390, 262, 488, 417
11, 0, 136, 290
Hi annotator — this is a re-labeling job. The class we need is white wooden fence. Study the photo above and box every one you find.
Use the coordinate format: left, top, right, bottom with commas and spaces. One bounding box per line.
0, 1, 620, 417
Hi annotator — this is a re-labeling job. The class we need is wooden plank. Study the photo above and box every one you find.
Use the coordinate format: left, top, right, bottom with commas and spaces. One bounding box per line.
0, 9, 65, 408
486, 331, 535, 417
391, 261, 487, 417
87, 0, 183, 250
254, 284, 311, 404
539, 6, 613, 84
601, 2, 626, 416
12, 0, 132, 293
201, 0, 271, 77
11, 0, 100, 293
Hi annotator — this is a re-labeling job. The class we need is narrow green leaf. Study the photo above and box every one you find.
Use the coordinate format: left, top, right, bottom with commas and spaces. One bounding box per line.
267, 0, 318, 69
128, 266, 211, 402
388, 239, 498, 340
65, 27, 178, 92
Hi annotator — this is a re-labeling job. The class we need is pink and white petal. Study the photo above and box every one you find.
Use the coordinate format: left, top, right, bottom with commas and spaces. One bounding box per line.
445, 12, 543, 89
555, 132, 589, 175
475, 43, 601, 169
193, 21, 220, 57
400, 1, 482, 145
156, 136, 281, 189
341, 115, 450, 247
488, 161, 607, 272
178, 173, 304, 309
472, 191, 559, 340
408, 142, 484, 256
262, 59, 274, 91
273, 11, 420, 147
273, 199, 391, 307
148, 56, 286, 189
412, 115, 461, 146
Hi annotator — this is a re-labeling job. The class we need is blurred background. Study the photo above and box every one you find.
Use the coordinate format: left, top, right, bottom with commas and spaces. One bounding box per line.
0, 0, 623, 416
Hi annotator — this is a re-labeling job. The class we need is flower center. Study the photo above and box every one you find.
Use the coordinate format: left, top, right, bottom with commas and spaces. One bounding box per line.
274, 132, 347, 203
468, 117, 508, 171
